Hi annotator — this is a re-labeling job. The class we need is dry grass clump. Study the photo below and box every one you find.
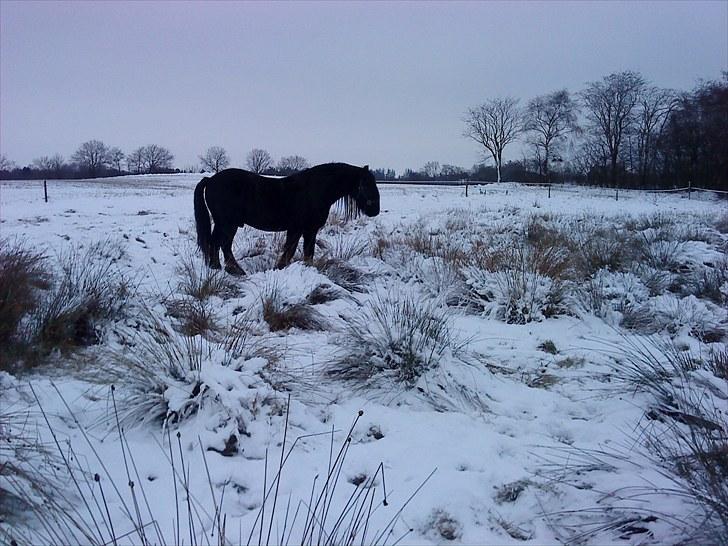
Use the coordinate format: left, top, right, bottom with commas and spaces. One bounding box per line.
0, 240, 50, 365
328, 290, 461, 387
176, 251, 239, 300
261, 284, 328, 332
1, 239, 130, 371
166, 298, 220, 337
715, 212, 728, 234
30, 241, 130, 352
538, 337, 728, 545
463, 244, 570, 324
94, 306, 276, 428
314, 257, 368, 293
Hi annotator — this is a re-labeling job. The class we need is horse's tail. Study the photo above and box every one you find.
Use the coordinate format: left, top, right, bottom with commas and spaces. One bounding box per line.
194, 176, 212, 263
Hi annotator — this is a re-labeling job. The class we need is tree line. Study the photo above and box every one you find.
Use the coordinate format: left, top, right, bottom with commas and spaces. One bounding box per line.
1, 70, 724, 188
460, 70, 726, 189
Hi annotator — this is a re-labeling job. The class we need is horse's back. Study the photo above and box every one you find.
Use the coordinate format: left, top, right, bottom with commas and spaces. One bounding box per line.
204, 169, 315, 231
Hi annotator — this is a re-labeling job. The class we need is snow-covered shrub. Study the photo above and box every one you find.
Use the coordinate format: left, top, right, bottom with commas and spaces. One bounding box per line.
413, 256, 467, 306
260, 282, 328, 331
328, 289, 459, 386
243, 265, 334, 331
97, 308, 276, 428
685, 257, 728, 304
609, 338, 728, 544
632, 263, 676, 296
0, 379, 63, 543
579, 269, 650, 318
623, 294, 726, 341
314, 257, 368, 293
568, 220, 635, 276
463, 266, 562, 324
638, 233, 687, 271
715, 212, 728, 234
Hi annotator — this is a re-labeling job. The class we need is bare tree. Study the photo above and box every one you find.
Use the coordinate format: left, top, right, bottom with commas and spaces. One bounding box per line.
49, 154, 65, 178
464, 97, 522, 183
634, 86, 678, 187
33, 156, 52, 173
524, 89, 578, 182
0, 154, 14, 172
422, 161, 441, 179
581, 71, 646, 186
108, 147, 125, 173
127, 148, 144, 174
140, 144, 174, 174
277, 155, 309, 175
72, 139, 109, 178
246, 148, 273, 173
200, 146, 230, 173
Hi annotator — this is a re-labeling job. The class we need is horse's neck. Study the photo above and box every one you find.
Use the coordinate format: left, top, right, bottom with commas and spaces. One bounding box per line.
323, 178, 353, 206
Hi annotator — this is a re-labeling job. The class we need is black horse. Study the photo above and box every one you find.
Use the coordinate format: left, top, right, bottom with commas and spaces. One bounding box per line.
194, 163, 380, 275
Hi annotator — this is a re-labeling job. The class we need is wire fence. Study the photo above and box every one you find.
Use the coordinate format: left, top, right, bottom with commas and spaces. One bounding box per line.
378, 179, 728, 200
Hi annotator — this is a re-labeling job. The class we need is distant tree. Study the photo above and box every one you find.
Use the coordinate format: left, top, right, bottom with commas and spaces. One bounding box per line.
440, 164, 467, 179
140, 144, 174, 173
372, 168, 397, 181
464, 97, 523, 183
524, 89, 578, 182
246, 148, 273, 173
127, 148, 144, 174
72, 139, 109, 178
0, 154, 14, 172
108, 147, 125, 173
200, 146, 230, 173
277, 155, 309, 175
660, 75, 728, 189
633, 86, 678, 187
422, 161, 441, 179
32, 156, 53, 174
580, 71, 646, 186
49, 154, 65, 178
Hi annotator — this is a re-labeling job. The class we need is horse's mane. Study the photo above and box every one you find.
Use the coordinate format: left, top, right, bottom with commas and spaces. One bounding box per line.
333, 194, 360, 222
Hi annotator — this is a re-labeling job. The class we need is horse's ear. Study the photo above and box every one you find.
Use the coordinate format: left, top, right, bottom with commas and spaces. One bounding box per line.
363, 165, 369, 171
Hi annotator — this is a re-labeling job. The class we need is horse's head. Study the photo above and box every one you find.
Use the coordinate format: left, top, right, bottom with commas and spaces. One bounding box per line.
353, 165, 380, 217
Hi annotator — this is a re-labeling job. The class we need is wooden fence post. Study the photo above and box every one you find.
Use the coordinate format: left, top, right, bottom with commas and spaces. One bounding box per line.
465, 183, 469, 197
615, 188, 619, 202
688, 180, 691, 200
548, 185, 551, 199
44, 180, 48, 203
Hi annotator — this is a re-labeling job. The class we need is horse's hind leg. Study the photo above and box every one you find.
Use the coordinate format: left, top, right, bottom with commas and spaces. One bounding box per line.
208, 226, 223, 270
302, 228, 319, 264
220, 224, 245, 276
276, 230, 301, 269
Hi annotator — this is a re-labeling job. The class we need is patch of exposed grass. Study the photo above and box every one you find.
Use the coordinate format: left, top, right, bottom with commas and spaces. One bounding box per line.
538, 340, 558, 355
261, 284, 328, 332
328, 290, 462, 387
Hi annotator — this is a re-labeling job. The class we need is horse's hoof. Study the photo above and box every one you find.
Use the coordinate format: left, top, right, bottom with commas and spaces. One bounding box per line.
225, 264, 245, 276
210, 263, 222, 270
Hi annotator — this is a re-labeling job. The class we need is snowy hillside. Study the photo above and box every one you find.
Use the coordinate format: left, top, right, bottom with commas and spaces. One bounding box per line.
1, 175, 726, 545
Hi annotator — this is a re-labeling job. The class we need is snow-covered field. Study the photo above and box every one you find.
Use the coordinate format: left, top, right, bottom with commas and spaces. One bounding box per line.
1, 175, 726, 545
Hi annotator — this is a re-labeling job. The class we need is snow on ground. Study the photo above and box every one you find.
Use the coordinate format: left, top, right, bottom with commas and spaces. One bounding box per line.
1, 175, 726, 545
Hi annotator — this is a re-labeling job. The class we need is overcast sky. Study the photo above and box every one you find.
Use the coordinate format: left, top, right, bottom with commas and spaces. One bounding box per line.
1, 0, 726, 174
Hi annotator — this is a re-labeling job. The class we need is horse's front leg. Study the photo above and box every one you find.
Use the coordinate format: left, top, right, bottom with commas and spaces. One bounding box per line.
302, 228, 319, 265
276, 230, 302, 269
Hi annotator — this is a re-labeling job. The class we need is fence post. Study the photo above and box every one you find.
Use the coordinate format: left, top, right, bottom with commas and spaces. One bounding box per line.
615, 188, 619, 202
465, 183, 469, 197
548, 185, 551, 199
688, 180, 691, 200
44, 180, 48, 203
